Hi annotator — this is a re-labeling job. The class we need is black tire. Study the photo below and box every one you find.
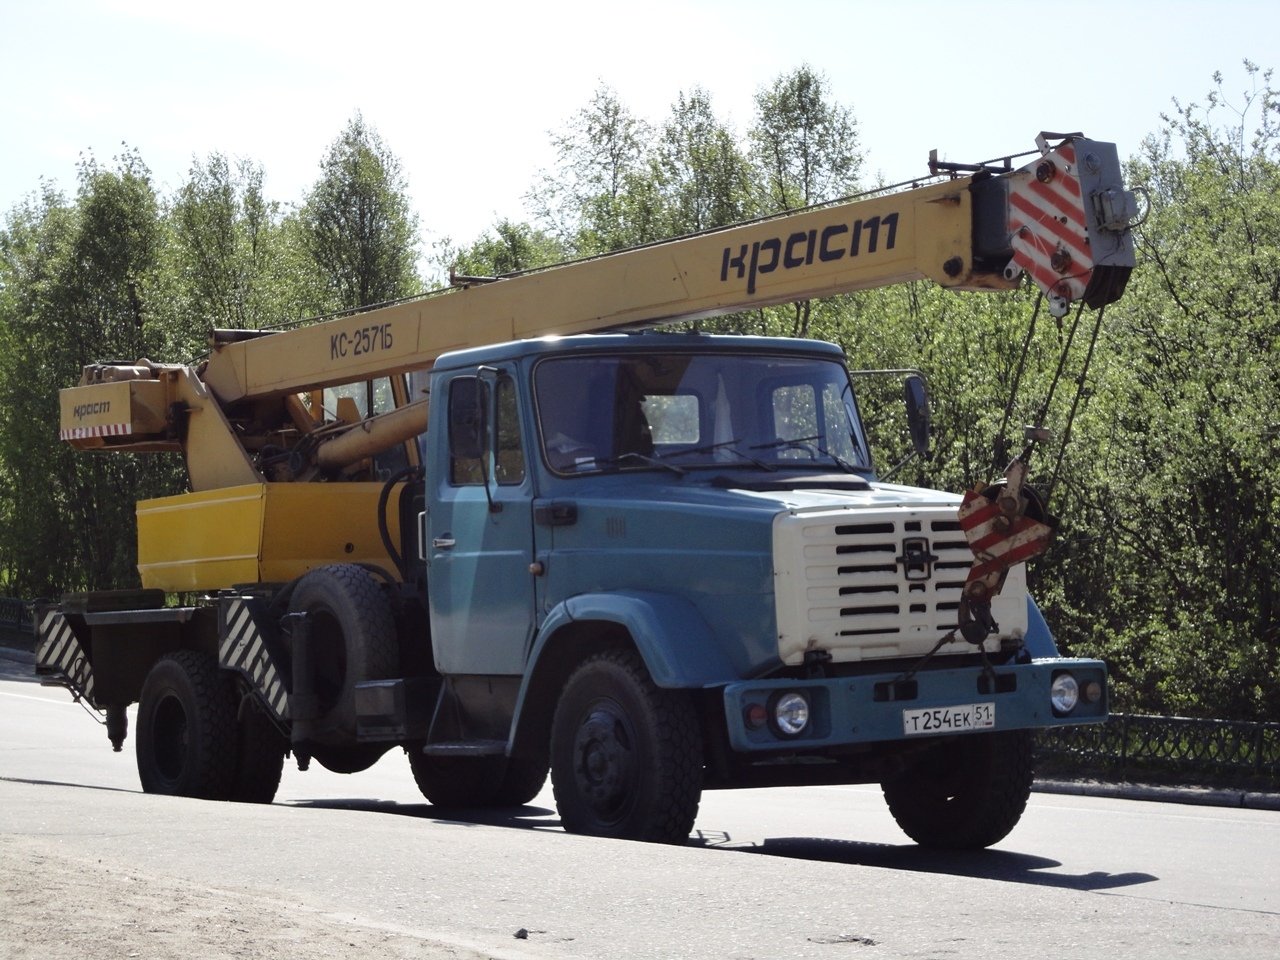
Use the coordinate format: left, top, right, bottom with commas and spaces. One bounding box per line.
287, 564, 399, 771
493, 754, 550, 807
550, 649, 702, 844
408, 750, 549, 808
230, 697, 286, 804
311, 743, 393, 774
408, 752, 504, 807
881, 729, 1034, 849
136, 651, 238, 800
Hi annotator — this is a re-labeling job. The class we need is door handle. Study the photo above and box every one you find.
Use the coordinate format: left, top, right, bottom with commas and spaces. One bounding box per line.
432, 536, 456, 550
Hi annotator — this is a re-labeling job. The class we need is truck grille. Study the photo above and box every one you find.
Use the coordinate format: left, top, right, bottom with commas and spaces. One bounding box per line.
772, 505, 1027, 665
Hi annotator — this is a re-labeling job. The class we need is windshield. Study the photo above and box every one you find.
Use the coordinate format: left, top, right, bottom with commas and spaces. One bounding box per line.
534, 352, 871, 476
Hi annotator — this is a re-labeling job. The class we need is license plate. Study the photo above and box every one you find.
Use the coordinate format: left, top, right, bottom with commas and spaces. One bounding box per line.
902, 702, 995, 736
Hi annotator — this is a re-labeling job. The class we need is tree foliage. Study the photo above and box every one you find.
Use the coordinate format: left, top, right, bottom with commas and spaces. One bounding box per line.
449, 219, 566, 278
651, 87, 755, 236
297, 113, 421, 311
0, 152, 183, 594
529, 86, 653, 255
170, 154, 307, 332
1038, 63, 1280, 720
1, 64, 1276, 725
749, 64, 861, 212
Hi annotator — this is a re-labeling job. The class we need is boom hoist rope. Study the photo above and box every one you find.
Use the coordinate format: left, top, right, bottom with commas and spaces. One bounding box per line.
958, 293, 1111, 651
899, 142, 1128, 678
945, 132, 1137, 656
894, 295, 1111, 688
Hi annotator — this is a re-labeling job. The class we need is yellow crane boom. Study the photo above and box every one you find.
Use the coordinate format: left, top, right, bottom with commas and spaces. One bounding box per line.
60, 134, 1136, 497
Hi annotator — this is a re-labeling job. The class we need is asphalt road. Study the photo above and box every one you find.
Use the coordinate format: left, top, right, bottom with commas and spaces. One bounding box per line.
2, 654, 1277, 959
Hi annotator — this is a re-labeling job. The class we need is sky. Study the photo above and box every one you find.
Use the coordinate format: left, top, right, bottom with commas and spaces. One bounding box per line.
1, 0, 1276, 259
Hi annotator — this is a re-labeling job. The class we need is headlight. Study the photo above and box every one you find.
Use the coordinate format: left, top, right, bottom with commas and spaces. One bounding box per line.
773, 691, 811, 736
1050, 673, 1080, 714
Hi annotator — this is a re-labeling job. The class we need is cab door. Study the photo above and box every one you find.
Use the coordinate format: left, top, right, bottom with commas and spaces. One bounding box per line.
427, 370, 536, 676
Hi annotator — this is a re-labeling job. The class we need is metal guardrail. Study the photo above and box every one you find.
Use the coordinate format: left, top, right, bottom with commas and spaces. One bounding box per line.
1037, 713, 1280, 788
0, 596, 32, 633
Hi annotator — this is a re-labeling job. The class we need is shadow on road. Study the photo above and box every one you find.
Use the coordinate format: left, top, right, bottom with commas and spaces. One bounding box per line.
0, 657, 41, 684
1, 775, 139, 795
287, 796, 563, 832
11, 778, 1159, 893
705, 834, 1158, 891
286, 797, 1157, 892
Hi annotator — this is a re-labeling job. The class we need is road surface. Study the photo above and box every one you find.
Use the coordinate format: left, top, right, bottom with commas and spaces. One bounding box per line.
2, 654, 1277, 959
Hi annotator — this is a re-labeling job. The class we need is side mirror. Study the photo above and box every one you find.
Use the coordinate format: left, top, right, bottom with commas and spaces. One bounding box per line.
903, 374, 930, 457
448, 377, 487, 461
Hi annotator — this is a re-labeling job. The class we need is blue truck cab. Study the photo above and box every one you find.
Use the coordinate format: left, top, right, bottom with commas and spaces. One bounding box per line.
414, 331, 1107, 846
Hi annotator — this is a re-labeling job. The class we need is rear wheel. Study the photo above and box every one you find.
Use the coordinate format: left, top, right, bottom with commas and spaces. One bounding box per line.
230, 697, 286, 803
550, 649, 702, 844
881, 729, 1034, 849
136, 651, 237, 799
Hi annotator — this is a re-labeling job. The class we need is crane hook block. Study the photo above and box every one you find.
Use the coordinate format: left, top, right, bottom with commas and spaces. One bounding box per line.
1005, 137, 1136, 315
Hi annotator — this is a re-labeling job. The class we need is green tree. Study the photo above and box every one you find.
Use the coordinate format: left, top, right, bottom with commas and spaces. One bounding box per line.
529, 86, 653, 255
749, 64, 861, 212
1030, 64, 1280, 720
169, 153, 305, 331
651, 87, 754, 236
297, 113, 421, 311
747, 65, 863, 338
0, 151, 184, 595
449, 219, 567, 278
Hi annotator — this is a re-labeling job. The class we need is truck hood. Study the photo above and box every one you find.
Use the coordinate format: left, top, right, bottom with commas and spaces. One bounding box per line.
720, 478, 963, 513
548, 471, 961, 517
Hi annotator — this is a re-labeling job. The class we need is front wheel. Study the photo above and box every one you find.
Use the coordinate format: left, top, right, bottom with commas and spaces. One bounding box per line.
881, 729, 1034, 849
550, 649, 702, 844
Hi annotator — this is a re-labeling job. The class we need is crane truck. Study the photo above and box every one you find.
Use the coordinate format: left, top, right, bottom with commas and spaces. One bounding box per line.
37, 134, 1136, 848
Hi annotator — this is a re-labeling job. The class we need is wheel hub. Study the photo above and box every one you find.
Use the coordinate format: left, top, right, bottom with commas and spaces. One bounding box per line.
573, 705, 635, 820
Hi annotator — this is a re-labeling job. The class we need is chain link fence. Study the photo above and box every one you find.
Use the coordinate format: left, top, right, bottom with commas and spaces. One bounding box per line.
1037, 714, 1280, 790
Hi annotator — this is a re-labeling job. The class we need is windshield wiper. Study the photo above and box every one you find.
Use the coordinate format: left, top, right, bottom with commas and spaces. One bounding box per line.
814, 446, 866, 475
750, 435, 867, 475
749, 434, 822, 453
594, 452, 686, 476
659, 438, 777, 471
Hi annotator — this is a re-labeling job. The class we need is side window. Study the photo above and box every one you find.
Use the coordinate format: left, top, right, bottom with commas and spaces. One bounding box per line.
448, 377, 487, 486
445, 371, 519, 483
372, 377, 397, 415
495, 376, 525, 485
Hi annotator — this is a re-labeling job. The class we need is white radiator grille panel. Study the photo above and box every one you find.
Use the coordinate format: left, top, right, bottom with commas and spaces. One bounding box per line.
773, 505, 1028, 665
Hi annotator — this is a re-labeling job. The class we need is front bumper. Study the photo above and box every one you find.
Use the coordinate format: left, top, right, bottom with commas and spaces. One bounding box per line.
722, 657, 1107, 753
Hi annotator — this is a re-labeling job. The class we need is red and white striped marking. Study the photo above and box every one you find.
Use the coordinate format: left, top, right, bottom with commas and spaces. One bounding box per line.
958, 488, 1053, 588
1009, 142, 1094, 304
60, 422, 134, 441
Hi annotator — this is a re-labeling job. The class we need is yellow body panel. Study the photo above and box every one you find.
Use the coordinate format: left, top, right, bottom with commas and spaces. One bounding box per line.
137, 483, 402, 591
199, 180, 1003, 405
59, 379, 171, 446
61, 365, 262, 490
